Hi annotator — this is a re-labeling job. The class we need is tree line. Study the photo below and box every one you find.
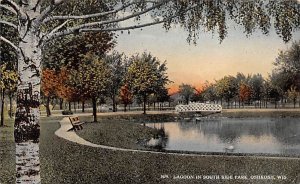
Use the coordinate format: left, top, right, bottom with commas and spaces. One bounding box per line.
178, 41, 300, 109
1, 31, 171, 124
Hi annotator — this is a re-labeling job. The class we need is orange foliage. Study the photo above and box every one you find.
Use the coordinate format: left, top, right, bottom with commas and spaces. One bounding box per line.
119, 84, 133, 105
56, 68, 78, 101
42, 68, 78, 101
42, 69, 58, 97
239, 83, 252, 102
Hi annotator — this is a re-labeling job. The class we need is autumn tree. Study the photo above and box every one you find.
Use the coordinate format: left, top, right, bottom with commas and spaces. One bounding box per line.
53, 68, 78, 111
126, 52, 169, 114
42, 32, 115, 111
68, 54, 111, 122
1, 0, 299, 182
41, 69, 58, 116
239, 83, 252, 107
119, 84, 133, 112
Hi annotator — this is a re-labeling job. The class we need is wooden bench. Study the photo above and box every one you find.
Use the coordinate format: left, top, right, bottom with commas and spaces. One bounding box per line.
68, 116, 85, 131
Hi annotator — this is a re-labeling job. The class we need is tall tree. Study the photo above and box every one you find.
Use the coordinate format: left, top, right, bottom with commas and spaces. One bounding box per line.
215, 76, 238, 107
126, 52, 169, 114
249, 74, 264, 107
273, 41, 300, 91
201, 82, 217, 103
55, 67, 78, 110
104, 51, 126, 112
68, 53, 111, 122
1, 0, 299, 182
239, 82, 252, 106
42, 31, 115, 112
41, 69, 58, 116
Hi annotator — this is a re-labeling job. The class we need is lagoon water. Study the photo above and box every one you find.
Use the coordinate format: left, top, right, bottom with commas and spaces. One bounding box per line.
146, 118, 300, 156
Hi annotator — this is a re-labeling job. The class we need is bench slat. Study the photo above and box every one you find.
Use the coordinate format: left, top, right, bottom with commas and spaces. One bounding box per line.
68, 116, 85, 131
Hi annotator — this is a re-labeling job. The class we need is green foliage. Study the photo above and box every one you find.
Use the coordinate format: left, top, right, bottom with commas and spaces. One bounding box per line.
43, 32, 116, 70
215, 75, 238, 101
201, 83, 218, 102
104, 52, 126, 96
126, 52, 170, 98
0, 7, 18, 69
249, 74, 264, 101
0, 64, 18, 92
68, 53, 111, 100
272, 41, 300, 91
156, 87, 170, 103
178, 84, 194, 104
160, 0, 300, 44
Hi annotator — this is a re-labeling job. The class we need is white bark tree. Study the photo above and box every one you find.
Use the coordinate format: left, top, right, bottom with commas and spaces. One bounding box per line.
0, 0, 299, 183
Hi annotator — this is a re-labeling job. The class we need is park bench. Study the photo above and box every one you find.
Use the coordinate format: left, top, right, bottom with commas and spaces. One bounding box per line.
68, 116, 85, 131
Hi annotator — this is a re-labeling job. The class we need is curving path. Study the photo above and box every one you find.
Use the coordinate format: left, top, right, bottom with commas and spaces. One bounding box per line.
55, 117, 300, 159
55, 117, 202, 157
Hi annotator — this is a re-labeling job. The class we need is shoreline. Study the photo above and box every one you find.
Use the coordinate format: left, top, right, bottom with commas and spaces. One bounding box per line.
222, 108, 300, 118
71, 108, 300, 123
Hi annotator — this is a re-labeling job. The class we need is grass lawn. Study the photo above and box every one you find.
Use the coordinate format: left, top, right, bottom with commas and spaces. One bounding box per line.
1, 113, 300, 184
77, 121, 159, 150
0, 117, 15, 183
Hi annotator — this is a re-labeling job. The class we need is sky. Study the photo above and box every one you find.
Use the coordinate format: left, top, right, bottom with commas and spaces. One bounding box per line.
115, 16, 300, 91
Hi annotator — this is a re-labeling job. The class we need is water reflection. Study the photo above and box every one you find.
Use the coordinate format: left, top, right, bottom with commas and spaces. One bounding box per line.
138, 125, 169, 150
146, 118, 300, 156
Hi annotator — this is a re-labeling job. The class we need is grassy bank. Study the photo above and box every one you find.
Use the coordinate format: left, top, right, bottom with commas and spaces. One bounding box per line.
1, 113, 300, 184
77, 121, 159, 150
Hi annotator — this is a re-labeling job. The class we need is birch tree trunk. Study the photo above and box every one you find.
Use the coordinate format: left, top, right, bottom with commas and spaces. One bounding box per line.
14, 2, 42, 183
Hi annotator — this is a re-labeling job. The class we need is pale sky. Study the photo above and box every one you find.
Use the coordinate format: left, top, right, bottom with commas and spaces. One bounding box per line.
115, 18, 300, 88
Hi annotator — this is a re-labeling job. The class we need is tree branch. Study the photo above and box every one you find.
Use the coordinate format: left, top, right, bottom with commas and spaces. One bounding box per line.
80, 19, 166, 32
0, 36, 19, 53
43, 2, 136, 23
0, 0, 24, 17
0, 4, 17, 15
35, 0, 65, 26
47, 20, 69, 36
0, 20, 18, 29
43, 1, 167, 42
